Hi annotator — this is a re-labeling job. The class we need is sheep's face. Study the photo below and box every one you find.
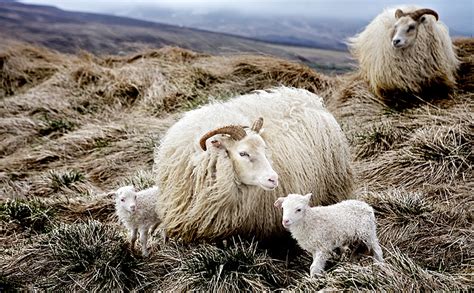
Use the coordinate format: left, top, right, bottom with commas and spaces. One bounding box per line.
116, 186, 137, 213
274, 193, 312, 229
391, 16, 419, 49
209, 132, 278, 190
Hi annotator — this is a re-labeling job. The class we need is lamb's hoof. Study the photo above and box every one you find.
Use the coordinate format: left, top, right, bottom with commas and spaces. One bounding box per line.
310, 272, 323, 278
142, 250, 150, 257
309, 269, 323, 278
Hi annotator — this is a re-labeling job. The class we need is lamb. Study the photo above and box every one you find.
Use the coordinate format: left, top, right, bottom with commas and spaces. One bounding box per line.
154, 87, 354, 242
348, 5, 460, 99
115, 185, 164, 256
274, 193, 383, 277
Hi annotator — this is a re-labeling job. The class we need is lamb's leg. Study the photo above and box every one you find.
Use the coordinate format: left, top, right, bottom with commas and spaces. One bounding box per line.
130, 228, 138, 250
369, 238, 384, 262
310, 251, 329, 277
139, 227, 150, 257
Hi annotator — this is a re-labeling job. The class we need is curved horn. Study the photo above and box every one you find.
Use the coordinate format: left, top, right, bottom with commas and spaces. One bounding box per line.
199, 125, 247, 151
409, 8, 439, 21
251, 117, 264, 133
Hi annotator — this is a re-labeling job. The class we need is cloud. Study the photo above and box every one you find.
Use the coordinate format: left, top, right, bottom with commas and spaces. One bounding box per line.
19, 0, 473, 33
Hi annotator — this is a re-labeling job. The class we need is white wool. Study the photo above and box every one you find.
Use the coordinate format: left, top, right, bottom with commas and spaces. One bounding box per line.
154, 86, 354, 242
276, 193, 383, 277
115, 185, 162, 256
348, 5, 459, 97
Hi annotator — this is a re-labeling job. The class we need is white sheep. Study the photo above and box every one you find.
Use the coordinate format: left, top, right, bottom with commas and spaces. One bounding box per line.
154, 87, 354, 242
115, 185, 164, 256
274, 193, 383, 277
348, 5, 460, 99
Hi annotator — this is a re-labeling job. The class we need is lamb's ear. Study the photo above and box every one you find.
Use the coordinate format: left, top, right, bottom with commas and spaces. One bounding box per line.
274, 197, 285, 209
303, 193, 313, 203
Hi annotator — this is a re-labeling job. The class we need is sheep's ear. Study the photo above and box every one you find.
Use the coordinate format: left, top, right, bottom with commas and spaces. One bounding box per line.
274, 197, 285, 209
395, 9, 404, 19
303, 193, 312, 203
207, 135, 234, 151
106, 191, 116, 198
209, 137, 222, 149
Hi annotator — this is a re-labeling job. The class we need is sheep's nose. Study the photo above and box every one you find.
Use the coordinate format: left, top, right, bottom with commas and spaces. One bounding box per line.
282, 219, 290, 226
392, 39, 401, 46
130, 205, 136, 212
267, 175, 278, 186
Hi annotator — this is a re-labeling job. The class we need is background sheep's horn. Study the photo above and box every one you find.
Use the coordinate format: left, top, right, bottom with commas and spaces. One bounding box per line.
410, 8, 439, 21
251, 117, 264, 133
199, 125, 247, 151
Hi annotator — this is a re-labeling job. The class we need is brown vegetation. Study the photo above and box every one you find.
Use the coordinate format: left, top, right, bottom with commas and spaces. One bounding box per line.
1, 40, 473, 290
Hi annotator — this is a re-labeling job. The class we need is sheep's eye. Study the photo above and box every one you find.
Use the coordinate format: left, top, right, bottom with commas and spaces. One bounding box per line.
239, 151, 249, 157
120, 198, 125, 202
407, 25, 415, 32
296, 208, 301, 212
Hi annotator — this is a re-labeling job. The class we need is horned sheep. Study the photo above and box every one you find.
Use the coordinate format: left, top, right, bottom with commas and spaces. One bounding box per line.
154, 87, 354, 242
115, 185, 164, 256
348, 6, 460, 99
274, 193, 383, 277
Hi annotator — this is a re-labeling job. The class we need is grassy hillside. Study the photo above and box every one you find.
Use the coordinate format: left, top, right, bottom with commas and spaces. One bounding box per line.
0, 39, 472, 291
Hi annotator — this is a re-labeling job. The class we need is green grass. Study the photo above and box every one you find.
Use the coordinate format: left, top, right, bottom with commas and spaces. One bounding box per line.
0, 199, 54, 233
48, 169, 85, 192
39, 114, 75, 136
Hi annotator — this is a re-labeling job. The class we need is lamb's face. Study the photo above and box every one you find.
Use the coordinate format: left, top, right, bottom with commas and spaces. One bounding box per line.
225, 133, 279, 190
274, 193, 312, 229
116, 186, 137, 213
391, 16, 419, 49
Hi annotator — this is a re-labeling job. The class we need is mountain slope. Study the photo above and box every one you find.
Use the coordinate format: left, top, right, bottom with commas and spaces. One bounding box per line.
0, 1, 354, 74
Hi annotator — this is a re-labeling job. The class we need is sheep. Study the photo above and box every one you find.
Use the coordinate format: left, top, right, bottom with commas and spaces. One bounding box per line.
115, 185, 164, 256
154, 86, 354, 242
274, 193, 383, 277
348, 5, 460, 99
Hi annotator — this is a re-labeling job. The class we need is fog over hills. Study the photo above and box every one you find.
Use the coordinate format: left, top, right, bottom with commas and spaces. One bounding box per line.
19, 0, 474, 50
0, 0, 354, 73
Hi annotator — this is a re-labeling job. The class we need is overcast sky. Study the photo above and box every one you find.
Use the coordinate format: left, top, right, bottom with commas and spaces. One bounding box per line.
20, 0, 473, 33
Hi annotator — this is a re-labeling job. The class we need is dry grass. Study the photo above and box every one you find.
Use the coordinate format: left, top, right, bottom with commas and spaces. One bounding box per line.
1, 40, 473, 291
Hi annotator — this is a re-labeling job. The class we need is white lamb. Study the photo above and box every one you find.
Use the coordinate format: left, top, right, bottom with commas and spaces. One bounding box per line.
274, 193, 383, 277
115, 185, 164, 256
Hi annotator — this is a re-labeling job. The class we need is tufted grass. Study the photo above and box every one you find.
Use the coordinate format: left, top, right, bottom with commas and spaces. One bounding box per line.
0, 39, 473, 290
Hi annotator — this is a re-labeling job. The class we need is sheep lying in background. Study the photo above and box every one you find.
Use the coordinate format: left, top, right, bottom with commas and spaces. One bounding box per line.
115, 185, 164, 256
348, 5, 459, 99
154, 87, 354, 242
274, 193, 383, 277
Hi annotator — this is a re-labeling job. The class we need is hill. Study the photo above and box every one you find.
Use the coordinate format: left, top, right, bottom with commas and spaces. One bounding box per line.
0, 38, 472, 290
0, 1, 353, 74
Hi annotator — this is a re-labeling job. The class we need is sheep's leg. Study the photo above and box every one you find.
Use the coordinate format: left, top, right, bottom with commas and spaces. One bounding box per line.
139, 227, 150, 257
310, 251, 328, 277
130, 228, 138, 250
149, 222, 160, 235
161, 229, 168, 243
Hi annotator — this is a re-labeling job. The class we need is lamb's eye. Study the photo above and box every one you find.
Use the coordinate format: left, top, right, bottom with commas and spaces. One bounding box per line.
296, 208, 301, 212
239, 151, 249, 157
121, 198, 125, 202
407, 25, 415, 32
